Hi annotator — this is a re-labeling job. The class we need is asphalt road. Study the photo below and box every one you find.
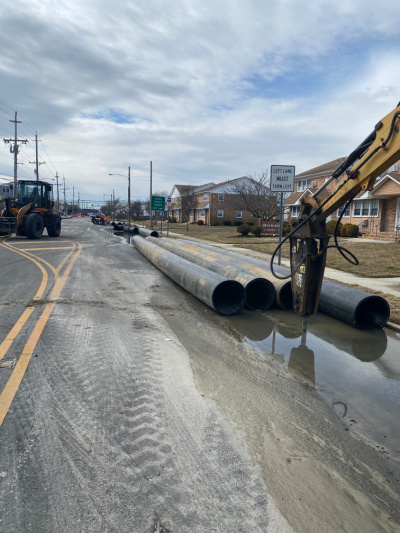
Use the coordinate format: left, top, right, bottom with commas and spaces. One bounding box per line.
0, 218, 399, 533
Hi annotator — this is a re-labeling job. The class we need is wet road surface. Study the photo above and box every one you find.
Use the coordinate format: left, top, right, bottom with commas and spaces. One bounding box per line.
0, 219, 399, 533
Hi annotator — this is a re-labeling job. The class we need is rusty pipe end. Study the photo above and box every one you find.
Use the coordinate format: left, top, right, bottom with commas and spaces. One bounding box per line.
245, 278, 276, 310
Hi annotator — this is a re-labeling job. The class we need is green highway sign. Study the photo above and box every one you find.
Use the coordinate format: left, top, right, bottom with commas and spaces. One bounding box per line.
151, 196, 165, 211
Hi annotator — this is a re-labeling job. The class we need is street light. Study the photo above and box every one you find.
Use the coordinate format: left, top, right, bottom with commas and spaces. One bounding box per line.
109, 167, 131, 225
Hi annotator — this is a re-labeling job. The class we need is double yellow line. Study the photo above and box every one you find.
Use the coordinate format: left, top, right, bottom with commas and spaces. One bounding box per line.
0, 238, 82, 426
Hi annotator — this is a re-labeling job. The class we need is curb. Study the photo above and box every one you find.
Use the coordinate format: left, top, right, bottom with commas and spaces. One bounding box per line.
385, 321, 400, 333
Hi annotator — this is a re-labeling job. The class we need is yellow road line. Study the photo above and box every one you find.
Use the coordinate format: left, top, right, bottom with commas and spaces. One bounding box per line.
0, 307, 35, 362
9, 240, 71, 245
0, 241, 49, 363
19, 247, 75, 251
0, 242, 82, 426
2, 240, 59, 280
0, 239, 77, 364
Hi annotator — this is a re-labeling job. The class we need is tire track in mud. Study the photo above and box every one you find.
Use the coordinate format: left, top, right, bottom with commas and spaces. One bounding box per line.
1, 229, 291, 532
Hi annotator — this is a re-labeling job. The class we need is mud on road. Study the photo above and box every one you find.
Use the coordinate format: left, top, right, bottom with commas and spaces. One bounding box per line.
0, 220, 399, 533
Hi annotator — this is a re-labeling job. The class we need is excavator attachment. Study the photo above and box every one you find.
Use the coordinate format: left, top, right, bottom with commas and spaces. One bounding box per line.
290, 201, 330, 317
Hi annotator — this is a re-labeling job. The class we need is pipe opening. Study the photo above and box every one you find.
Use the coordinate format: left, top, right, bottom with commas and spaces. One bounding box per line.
245, 279, 276, 310
212, 280, 246, 315
277, 281, 293, 310
354, 296, 390, 329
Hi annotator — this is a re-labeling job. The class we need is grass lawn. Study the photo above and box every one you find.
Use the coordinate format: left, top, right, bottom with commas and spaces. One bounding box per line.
157, 223, 400, 278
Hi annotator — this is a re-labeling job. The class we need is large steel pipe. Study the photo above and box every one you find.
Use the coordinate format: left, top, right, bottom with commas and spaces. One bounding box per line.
177, 240, 390, 329
175, 239, 292, 309
123, 225, 139, 234
138, 227, 158, 238
132, 237, 245, 315
146, 236, 276, 310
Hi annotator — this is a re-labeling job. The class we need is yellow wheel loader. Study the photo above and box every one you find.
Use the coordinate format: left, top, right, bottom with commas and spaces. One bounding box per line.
0, 180, 61, 239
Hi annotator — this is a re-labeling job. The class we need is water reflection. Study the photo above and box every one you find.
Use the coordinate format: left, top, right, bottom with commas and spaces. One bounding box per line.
288, 331, 315, 388
227, 310, 400, 451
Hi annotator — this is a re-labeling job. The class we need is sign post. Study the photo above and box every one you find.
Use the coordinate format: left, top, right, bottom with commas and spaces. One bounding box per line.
151, 196, 165, 231
270, 165, 295, 265
167, 196, 171, 236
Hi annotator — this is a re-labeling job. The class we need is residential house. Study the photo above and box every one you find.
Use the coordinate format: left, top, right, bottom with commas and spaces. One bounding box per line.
284, 158, 400, 241
170, 178, 257, 226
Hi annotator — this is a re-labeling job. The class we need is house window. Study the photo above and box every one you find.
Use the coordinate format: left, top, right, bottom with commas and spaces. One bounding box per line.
218, 193, 224, 201
236, 211, 242, 218
337, 204, 351, 217
292, 205, 301, 217
217, 209, 224, 218
189, 210, 194, 217
353, 199, 379, 217
200, 209, 205, 217
203, 193, 208, 201
297, 179, 309, 192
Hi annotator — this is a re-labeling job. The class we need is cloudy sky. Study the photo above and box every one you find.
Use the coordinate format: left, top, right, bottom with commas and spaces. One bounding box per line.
1, 0, 400, 205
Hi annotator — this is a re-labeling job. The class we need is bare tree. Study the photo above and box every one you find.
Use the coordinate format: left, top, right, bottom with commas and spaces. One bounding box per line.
131, 201, 143, 221
178, 186, 198, 230
231, 170, 279, 221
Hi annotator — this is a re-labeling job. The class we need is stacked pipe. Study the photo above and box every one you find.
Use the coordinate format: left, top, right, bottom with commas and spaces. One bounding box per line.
176, 239, 390, 329
145, 236, 277, 310
169, 239, 292, 309
132, 236, 245, 315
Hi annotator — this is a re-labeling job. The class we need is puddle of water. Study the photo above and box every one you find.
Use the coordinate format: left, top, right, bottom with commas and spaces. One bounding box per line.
227, 310, 400, 454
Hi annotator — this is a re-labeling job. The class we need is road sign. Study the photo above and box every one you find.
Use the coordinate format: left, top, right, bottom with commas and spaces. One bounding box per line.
151, 196, 165, 211
167, 195, 171, 207
270, 165, 295, 192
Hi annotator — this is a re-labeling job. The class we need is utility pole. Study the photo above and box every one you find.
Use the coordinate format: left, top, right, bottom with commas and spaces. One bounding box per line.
55, 172, 60, 213
29, 133, 45, 179
113, 189, 115, 221
72, 186, 75, 214
3, 111, 28, 200
128, 166, 131, 225
63, 176, 66, 215
150, 161, 153, 229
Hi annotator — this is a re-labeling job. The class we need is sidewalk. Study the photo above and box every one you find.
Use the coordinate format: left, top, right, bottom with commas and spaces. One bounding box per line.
164, 231, 400, 299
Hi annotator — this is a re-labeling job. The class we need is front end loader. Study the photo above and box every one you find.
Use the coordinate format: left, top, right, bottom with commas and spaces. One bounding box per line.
0, 180, 61, 239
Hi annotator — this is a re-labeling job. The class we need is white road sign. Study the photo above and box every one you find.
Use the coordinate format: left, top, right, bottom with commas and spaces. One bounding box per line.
167, 196, 171, 206
270, 165, 295, 192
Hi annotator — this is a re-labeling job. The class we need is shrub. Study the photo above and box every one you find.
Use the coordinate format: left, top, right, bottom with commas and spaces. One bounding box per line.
197, 219, 204, 225
282, 222, 291, 235
250, 225, 261, 237
237, 223, 252, 236
169, 216, 177, 223
223, 220, 231, 226
345, 224, 358, 238
340, 223, 350, 237
326, 220, 342, 236
234, 221, 242, 226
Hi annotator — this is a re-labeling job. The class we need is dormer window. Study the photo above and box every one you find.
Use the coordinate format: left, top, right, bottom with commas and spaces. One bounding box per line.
297, 179, 309, 192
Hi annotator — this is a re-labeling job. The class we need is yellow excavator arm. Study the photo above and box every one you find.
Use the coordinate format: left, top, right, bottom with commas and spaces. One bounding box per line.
288, 103, 400, 318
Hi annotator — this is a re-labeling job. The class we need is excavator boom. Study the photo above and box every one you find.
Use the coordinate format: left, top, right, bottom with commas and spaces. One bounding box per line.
290, 103, 400, 318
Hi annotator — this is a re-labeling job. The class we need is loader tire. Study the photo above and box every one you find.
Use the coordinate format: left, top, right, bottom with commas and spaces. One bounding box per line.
25, 213, 44, 239
47, 214, 62, 237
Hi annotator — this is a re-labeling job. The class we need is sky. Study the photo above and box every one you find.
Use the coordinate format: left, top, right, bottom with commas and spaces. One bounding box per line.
1, 0, 400, 206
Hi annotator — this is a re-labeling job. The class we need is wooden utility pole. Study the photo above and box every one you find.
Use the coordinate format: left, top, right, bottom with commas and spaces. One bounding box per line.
150, 161, 153, 229
55, 172, 60, 213
3, 111, 28, 199
29, 133, 45, 179
128, 166, 131, 225
63, 176, 66, 214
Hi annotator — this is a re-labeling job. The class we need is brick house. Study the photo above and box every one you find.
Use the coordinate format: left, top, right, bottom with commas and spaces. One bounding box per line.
284, 158, 400, 241
170, 178, 257, 226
